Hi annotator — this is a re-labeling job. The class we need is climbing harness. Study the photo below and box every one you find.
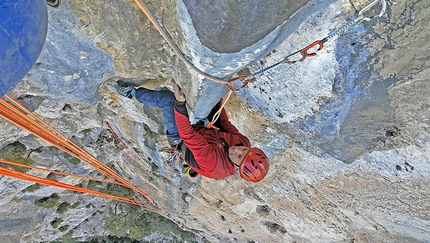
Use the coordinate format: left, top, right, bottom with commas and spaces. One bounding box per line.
0, 95, 156, 208
133, 0, 392, 130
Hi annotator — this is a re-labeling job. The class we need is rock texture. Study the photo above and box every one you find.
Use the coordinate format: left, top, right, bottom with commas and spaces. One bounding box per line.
0, 0, 429, 242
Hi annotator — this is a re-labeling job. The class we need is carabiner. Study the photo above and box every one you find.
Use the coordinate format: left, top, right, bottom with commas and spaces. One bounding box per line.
227, 74, 249, 91
300, 40, 325, 58
358, 0, 387, 18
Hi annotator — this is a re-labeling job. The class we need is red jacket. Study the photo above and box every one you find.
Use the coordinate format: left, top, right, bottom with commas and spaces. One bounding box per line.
174, 108, 251, 179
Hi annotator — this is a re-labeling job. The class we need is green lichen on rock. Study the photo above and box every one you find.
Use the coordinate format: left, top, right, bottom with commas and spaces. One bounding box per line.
101, 184, 135, 198
59, 225, 69, 232
35, 193, 60, 208
48, 145, 80, 165
64, 153, 81, 165
81, 128, 92, 136
0, 141, 35, 172
48, 146, 61, 154
86, 236, 141, 243
24, 183, 41, 192
57, 202, 72, 214
53, 231, 79, 243
87, 180, 102, 189
51, 218, 64, 229
71, 202, 80, 208
57, 201, 80, 214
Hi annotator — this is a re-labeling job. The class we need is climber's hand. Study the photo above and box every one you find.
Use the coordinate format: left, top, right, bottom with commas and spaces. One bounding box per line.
171, 78, 185, 102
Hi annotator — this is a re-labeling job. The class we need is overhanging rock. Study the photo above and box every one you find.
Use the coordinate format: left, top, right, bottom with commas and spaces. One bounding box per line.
175, 0, 337, 119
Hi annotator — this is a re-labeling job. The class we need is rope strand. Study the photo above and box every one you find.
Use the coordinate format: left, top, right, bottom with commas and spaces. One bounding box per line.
0, 162, 153, 208
0, 96, 155, 206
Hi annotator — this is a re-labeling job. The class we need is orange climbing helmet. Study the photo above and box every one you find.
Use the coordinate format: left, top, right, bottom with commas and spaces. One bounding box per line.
239, 148, 269, 182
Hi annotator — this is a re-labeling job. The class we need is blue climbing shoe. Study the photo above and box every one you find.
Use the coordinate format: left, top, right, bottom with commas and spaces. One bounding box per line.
116, 80, 135, 99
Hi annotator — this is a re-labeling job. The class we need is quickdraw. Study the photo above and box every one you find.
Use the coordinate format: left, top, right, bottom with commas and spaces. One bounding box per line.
297, 0, 388, 58
228, 0, 393, 86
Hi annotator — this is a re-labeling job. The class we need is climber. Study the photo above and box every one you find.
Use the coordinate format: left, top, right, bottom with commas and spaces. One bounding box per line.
116, 79, 269, 182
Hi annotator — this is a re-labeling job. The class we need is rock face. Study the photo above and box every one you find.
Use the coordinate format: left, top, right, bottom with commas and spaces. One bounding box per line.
0, 0, 429, 242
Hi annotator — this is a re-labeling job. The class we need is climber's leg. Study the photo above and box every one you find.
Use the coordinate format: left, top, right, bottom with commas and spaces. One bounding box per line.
134, 88, 179, 140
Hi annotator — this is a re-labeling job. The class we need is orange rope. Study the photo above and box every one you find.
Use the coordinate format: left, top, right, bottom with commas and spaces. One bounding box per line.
0, 159, 116, 184
208, 89, 234, 128
4, 95, 73, 143
0, 95, 154, 205
0, 161, 153, 208
3, 95, 124, 179
0, 98, 124, 185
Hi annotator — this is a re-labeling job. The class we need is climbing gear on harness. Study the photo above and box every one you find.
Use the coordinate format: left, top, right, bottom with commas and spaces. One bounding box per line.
239, 148, 269, 183
164, 145, 183, 166
164, 148, 182, 166
182, 164, 199, 178
116, 80, 136, 99
164, 137, 183, 165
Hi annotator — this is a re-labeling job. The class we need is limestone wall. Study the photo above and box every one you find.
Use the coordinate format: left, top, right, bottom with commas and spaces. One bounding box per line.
0, 0, 429, 242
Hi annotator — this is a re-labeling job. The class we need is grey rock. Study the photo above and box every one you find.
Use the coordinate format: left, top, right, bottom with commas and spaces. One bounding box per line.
0, 0, 429, 242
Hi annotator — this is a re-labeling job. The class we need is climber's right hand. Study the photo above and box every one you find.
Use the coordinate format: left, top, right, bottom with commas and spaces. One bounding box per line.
171, 78, 186, 102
